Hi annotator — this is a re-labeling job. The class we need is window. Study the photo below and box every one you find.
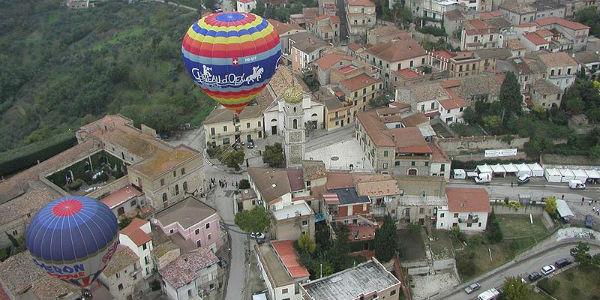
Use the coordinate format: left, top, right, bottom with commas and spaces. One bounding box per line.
118, 284, 123, 291
410, 60, 414, 67
440, 213, 445, 218
258, 121, 261, 127
551, 69, 555, 76
208, 233, 212, 240
431, 102, 435, 110
131, 199, 137, 207
206, 223, 210, 229
210, 284, 215, 290
195, 229, 200, 235
293, 119, 298, 129
383, 150, 388, 157
478, 222, 482, 227
489, 35, 493, 41
223, 125, 228, 132
175, 184, 179, 195
282, 288, 289, 294
160, 178, 165, 186
419, 207, 424, 214
144, 256, 149, 264
467, 223, 472, 227
162, 193, 168, 203
567, 68, 571, 75
302, 220, 308, 226
395, 161, 400, 166
454, 213, 459, 218
183, 181, 188, 192
383, 163, 388, 169
173, 170, 176, 177
391, 289, 397, 296
116, 272, 120, 279
246, 122, 250, 128
424, 162, 429, 167
558, 69, 562, 76
142, 243, 147, 251
181, 168, 185, 175
441, 164, 445, 172
411, 161, 416, 166
210, 127, 215, 135
223, 137, 230, 145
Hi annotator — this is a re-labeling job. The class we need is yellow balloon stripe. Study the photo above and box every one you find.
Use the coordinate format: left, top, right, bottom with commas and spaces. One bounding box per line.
197, 17, 264, 32
186, 24, 274, 45
210, 94, 257, 105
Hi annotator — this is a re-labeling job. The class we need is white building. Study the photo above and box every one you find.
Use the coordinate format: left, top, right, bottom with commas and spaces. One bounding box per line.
438, 98, 466, 125
237, 0, 256, 12
159, 247, 220, 300
119, 218, 155, 279
98, 245, 143, 300
255, 240, 310, 300
264, 90, 324, 136
436, 187, 490, 231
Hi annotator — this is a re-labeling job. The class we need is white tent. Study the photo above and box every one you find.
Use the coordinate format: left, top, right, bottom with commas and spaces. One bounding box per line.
453, 169, 466, 179
516, 163, 532, 176
477, 164, 493, 175
559, 169, 575, 182
556, 199, 575, 221
545, 168, 562, 182
585, 169, 600, 182
503, 163, 518, 175
491, 164, 506, 177
572, 169, 588, 182
527, 163, 544, 177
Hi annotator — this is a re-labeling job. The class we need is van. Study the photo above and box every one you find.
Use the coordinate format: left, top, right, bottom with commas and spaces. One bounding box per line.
569, 179, 586, 190
555, 258, 571, 268
477, 288, 500, 300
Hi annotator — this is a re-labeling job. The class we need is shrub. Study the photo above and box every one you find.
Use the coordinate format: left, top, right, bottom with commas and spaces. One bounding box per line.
456, 254, 478, 278
239, 179, 250, 189
537, 278, 560, 295
67, 179, 84, 191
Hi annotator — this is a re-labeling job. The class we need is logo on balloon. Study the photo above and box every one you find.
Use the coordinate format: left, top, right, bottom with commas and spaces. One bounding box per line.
191, 65, 264, 88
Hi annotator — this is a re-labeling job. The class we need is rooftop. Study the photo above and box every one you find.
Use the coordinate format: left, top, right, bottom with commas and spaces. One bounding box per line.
255, 241, 305, 287
283, 86, 304, 104
396, 175, 446, 197
524, 32, 549, 46
537, 51, 578, 68
204, 102, 267, 124
121, 218, 152, 247
400, 81, 450, 104
103, 245, 139, 277
395, 68, 422, 79
339, 73, 381, 92
326, 171, 355, 190
534, 17, 589, 31
301, 259, 400, 300
268, 19, 305, 35
366, 39, 426, 63
332, 187, 371, 205
573, 51, 600, 64
314, 52, 354, 70
355, 178, 399, 197
532, 79, 561, 95
272, 200, 314, 220
506, 39, 526, 50
100, 184, 143, 209
439, 98, 466, 110
347, 0, 374, 6
248, 167, 292, 203
159, 247, 219, 289
272, 240, 310, 278
446, 187, 490, 212
302, 160, 327, 180
155, 196, 217, 229
289, 32, 329, 53
475, 48, 512, 60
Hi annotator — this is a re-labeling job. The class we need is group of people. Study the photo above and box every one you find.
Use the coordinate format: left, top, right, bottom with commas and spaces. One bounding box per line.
208, 177, 239, 189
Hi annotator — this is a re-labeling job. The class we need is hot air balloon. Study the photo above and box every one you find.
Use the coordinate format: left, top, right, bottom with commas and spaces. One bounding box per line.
182, 12, 282, 114
26, 196, 119, 294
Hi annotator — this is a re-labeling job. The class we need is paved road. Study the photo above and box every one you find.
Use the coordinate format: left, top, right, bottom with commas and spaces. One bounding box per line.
439, 242, 600, 300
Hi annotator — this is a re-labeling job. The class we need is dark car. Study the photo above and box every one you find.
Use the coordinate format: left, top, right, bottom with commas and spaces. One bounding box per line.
585, 215, 594, 228
555, 258, 572, 269
464, 282, 481, 294
528, 271, 542, 281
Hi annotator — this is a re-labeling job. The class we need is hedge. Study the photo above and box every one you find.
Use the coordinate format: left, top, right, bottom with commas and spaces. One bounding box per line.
0, 132, 77, 177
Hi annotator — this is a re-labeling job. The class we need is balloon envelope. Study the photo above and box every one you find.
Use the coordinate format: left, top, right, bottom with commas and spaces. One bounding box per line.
182, 12, 282, 114
26, 196, 119, 288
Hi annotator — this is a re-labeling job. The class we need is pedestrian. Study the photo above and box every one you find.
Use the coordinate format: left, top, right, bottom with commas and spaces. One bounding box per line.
561, 194, 564, 200
594, 206, 596, 212
590, 200, 593, 206
511, 181, 514, 188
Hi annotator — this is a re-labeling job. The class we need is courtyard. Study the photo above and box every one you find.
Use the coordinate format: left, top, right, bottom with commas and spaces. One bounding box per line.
305, 138, 373, 171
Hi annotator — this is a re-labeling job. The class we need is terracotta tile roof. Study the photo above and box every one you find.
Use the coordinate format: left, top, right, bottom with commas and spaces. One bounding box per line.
339, 73, 381, 92
271, 240, 310, 279
446, 187, 490, 212
289, 32, 329, 53
535, 17, 589, 31
464, 19, 497, 35
103, 245, 139, 277
238, 0, 254, 3
532, 79, 561, 95
524, 32, 549, 46
535, 29, 554, 38
269, 19, 304, 35
431, 50, 454, 60
355, 179, 399, 197
348, 224, 376, 240
325, 171, 354, 190
302, 160, 327, 180
121, 218, 152, 246
478, 10, 503, 20
439, 98, 466, 110
314, 52, 353, 70
516, 22, 537, 28
395, 68, 422, 79
155, 196, 217, 229
538, 51, 578, 68
287, 168, 305, 191
506, 39, 526, 50
389, 127, 432, 154
347, 0, 374, 6
159, 247, 219, 289
368, 25, 412, 41
248, 167, 292, 202
100, 184, 143, 209
430, 142, 450, 163
0, 182, 61, 228
348, 43, 364, 51
399, 112, 429, 127
203, 101, 267, 124
357, 111, 395, 147
444, 9, 465, 21
400, 81, 450, 103
366, 39, 426, 63
475, 48, 512, 60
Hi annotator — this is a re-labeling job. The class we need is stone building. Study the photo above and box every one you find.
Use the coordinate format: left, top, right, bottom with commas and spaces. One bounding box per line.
282, 87, 307, 167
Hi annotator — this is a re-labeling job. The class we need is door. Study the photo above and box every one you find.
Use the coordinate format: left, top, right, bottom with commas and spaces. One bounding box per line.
408, 169, 418, 176
247, 134, 252, 142
271, 125, 277, 135
117, 207, 125, 216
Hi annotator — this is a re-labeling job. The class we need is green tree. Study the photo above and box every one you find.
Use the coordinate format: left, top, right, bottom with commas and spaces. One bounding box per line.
328, 225, 351, 271
563, 85, 585, 114
545, 196, 557, 217
235, 206, 271, 233
502, 276, 531, 300
315, 223, 332, 251
263, 143, 285, 168
239, 179, 251, 189
570, 242, 592, 266
298, 233, 317, 253
575, 7, 600, 37
499, 72, 523, 122
590, 145, 600, 159
374, 215, 397, 262
223, 150, 245, 170
486, 211, 503, 244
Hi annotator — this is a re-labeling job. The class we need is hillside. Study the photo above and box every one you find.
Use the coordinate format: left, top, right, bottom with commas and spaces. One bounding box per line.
0, 0, 214, 153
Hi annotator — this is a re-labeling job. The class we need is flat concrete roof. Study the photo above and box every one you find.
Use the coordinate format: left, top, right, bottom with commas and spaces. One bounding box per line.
255, 243, 294, 287
301, 259, 400, 300
272, 200, 313, 221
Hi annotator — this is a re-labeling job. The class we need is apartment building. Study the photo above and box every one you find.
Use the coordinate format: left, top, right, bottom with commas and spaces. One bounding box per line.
436, 187, 491, 232
307, 15, 340, 44
120, 218, 155, 279
538, 51, 578, 92
448, 51, 482, 77
289, 32, 330, 72
460, 19, 505, 51
204, 105, 266, 147
534, 17, 590, 51
255, 240, 310, 300
346, 0, 376, 41
361, 38, 427, 87
338, 73, 383, 117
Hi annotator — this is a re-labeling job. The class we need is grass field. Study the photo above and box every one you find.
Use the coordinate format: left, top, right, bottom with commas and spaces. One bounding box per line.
397, 228, 426, 261
538, 266, 600, 300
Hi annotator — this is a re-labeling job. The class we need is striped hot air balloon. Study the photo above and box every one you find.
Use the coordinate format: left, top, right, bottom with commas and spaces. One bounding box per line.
26, 196, 119, 289
182, 12, 282, 114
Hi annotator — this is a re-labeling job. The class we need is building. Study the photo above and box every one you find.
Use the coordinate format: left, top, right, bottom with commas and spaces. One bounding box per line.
475, 48, 512, 72
204, 104, 267, 146
263, 87, 325, 137
361, 38, 427, 87
531, 79, 563, 109
438, 98, 467, 124
353, 173, 400, 217
159, 247, 220, 300
153, 196, 223, 252
66, 0, 94, 9
367, 25, 412, 45
270, 19, 307, 58
405, 0, 458, 26
255, 240, 310, 300
289, 32, 330, 72
574, 50, 600, 80
448, 51, 482, 77
272, 200, 316, 240
313, 52, 355, 86
521, 31, 551, 52
346, 0, 376, 42
499, 0, 565, 25
338, 73, 383, 116
237, 0, 256, 12
436, 187, 491, 231
537, 51, 578, 92
534, 17, 590, 51
235, 188, 259, 212
282, 87, 307, 167
99, 245, 143, 300
460, 18, 505, 51
321, 90, 353, 131
307, 15, 340, 44
300, 258, 401, 300
559, 0, 598, 18
120, 218, 155, 279
393, 176, 447, 225
100, 184, 144, 218
318, 0, 337, 15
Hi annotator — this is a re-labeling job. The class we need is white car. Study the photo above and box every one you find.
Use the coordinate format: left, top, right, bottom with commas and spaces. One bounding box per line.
541, 265, 556, 276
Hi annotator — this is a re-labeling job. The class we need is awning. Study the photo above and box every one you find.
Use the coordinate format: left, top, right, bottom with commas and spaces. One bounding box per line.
585, 169, 600, 179
503, 163, 518, 173
556, 199, 575, 220
477, 164, 493, 174
323, 193, 340, 205
491, 164, 506, 173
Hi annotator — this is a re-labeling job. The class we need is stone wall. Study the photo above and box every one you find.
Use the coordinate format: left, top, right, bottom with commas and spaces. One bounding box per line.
435, 135, 530, 156
491, 203, 544, 215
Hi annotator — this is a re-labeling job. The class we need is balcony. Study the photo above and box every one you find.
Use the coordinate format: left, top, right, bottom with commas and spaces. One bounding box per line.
458, 214, 479, 224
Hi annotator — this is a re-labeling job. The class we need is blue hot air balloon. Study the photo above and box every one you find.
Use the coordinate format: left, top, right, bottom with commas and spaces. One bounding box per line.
26, 196, 119, 288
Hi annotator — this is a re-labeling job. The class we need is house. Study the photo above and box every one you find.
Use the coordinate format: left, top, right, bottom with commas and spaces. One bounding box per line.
289, 32, 330, 72
290, 7, 319, 28
338, 73, 383, 117
521, 31, 551, 52
436, 187, 491, 231
321, 89, 353, 131
442, 73, 504, 104
393, 176, 447, 225
204, 103, 267, 146
272, 200, 316, 240
396, 81, 449, 116
300, 258, 401, 300
506, 38, 527, 57
537, 51, 578, 92
346, 0, 376, 42
460, 18, 504, 51
318, 0, 337, 15
120, 218, 155, 279
444, 9, 466, 37
574, 50, 600, 80
355, 173, 400, 218
534, 17, 590, 51
152, 240, 181, 271
153, 196, 223, 252
255, 240, 310, 300
301, 160, 328, 212
361, 38, 427, 87
313, 52, 355, 85
475, 48, 512, 72
237, 0, 256, 12
235, 188, 259, 212
100, 184, 144, 218
270, 19, 306, 58
367, 25, 412, 45
405, 0, 458, 26
438, 98, 467, 124
499, 0, 565, 25
307, 15, 340, 44
530, 79, 562, 109
66, 0, 94, 9
448, 51, 482, 77
99, 245, 143, 300
159, 247, 220, 300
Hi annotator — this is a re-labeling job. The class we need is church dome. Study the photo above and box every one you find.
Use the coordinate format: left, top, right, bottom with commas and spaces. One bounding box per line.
282, 86, 303, 104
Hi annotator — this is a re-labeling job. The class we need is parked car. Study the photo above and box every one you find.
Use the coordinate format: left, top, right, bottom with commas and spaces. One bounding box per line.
246, 140, 255, 149
464, 282, 481, 294
585, 215, 594, 228
517, 174, 531, 185
541, 265, 556, 276
250, 232, 266, 243
569, 179, 586, 190
528, 271, 542, 281
555, 258, 572, 269
476, 288, 500, 300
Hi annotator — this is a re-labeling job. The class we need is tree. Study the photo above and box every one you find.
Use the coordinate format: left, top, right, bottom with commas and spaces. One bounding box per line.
298, 233, 316, 253
486, 211, 503, 244
239, 179, 251, 189
263, 143, 285, 168
328, 225, 351, 271
502, 276, 531, 300
374, 215, 397, 262
235, 206, 271, 233
563, 85, 585, 114
222, 150, 245, 170
544, 196, 557, 217
315, 223, 332, 251
590, 145, 600, 159
499, 72, 523, 122
570, 242, 592, 266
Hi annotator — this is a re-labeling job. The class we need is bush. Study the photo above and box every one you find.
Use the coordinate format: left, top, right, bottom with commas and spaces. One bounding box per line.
570, 287, 581, 297
67, 179, 84, 191
239, 179, 250, 189
456, 254, 478, 278
537, 278, 560, 295
416, 25, 447, 37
